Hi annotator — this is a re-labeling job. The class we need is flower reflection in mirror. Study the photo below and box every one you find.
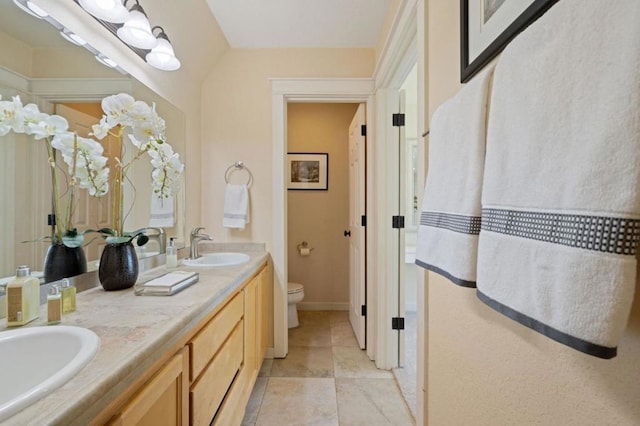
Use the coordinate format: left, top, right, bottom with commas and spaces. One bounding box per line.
90, 93, 184, 243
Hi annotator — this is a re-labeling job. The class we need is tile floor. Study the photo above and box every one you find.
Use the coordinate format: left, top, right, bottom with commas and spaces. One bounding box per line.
242, 311, 415, 425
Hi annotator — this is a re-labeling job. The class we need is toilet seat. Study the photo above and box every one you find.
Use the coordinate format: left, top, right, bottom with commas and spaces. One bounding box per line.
288, 282, 304, 294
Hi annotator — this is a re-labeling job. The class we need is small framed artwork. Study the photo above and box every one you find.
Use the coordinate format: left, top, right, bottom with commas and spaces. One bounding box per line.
287, 153, 328, 190
460, 0, 559, 83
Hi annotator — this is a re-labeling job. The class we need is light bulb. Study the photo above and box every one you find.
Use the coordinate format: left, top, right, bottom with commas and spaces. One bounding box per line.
117, 6, 157, 49
146, 38, 181, 71
12, 0, 47, 19
60, 30, 87, 46
95, 54, 118, 68
78, 0, 128, 23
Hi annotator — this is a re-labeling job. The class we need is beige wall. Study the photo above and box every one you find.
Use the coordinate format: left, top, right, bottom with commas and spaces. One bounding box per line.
0, 31, 32, 76
200, 48, 374, 247
425, 1, 640, 424
286, 103, 358, 308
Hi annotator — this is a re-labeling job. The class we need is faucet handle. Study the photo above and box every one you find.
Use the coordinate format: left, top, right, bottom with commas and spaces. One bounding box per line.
191, 226, 205, 236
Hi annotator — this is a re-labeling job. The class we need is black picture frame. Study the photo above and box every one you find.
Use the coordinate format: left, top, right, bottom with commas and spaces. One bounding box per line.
460, 0, 559, 83
286, 153, 329, 190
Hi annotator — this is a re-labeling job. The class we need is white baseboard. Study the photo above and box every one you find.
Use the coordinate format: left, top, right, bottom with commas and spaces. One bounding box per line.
298, 302, 349, 311
265, 347, 275, 359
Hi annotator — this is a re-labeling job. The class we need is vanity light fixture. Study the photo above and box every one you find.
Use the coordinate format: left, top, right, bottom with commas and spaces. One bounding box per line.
95, 53, 118, 68
78, 0, 128, 23
60, 29, 87, 46
145, 26, 181, 71
12, 0, 48, 19
116, 0, 157, 49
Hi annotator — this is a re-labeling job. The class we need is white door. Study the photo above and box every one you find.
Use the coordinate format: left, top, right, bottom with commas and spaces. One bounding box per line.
348, 103, 366, 349
55, 104, 117, 262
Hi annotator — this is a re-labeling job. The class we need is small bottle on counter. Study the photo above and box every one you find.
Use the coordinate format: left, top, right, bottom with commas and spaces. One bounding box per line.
166, 237, 178, 268
6, 265, 40, 327
60, 278, 76, 313
47, 285, 62, 325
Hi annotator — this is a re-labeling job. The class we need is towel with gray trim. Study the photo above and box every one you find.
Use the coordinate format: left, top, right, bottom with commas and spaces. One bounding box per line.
477, 0, 640, 359
415, 64, 495, 287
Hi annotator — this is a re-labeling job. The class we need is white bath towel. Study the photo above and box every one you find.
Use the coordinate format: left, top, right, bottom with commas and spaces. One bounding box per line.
415, 64, 495, 287
477, 0, 640, 359
223, 184, 250, 229
149, 194, 174, 227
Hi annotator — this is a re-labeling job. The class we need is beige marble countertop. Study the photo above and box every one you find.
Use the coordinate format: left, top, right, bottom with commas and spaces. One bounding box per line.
1, 243, 269, 425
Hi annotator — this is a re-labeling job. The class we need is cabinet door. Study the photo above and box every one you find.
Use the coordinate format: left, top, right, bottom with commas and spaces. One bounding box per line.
244, 274, 258, 375
258, 266, 269, 362
110, 347, 189, 426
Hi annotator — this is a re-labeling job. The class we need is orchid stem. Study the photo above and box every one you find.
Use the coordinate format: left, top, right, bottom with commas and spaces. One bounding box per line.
45, 138, 64, 243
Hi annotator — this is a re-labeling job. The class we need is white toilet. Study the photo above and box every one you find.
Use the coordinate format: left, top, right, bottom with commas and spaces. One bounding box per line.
287, 282, 305, 328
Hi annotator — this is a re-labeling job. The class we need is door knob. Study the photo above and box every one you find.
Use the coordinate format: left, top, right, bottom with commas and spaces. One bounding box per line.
344, 230, 351, 237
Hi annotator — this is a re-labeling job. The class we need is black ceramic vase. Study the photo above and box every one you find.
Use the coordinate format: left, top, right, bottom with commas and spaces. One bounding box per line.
98, 241, 139, 291
43, 243, 87, 283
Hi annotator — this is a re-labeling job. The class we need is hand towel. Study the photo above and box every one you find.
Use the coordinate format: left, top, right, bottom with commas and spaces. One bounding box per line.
223, 184, 250, 229
415, 64, 495, 287
477, 0, 640, 358
149, 194, 174, 227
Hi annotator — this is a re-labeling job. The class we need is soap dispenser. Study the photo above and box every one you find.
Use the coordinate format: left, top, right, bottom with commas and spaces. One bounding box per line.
47, 285, 62, 325
166, 237, 178, 268
60, 278, 76, 313
6, 265, 40, 327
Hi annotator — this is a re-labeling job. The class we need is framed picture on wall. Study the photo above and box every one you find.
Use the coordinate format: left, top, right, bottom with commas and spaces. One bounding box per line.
460, 0, 559, 83
287, 153, 328, 190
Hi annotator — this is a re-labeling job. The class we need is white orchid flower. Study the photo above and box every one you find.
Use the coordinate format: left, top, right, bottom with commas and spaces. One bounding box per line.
51, 133, 110, 197
101, 93, 136, 128
91, 117, 110, 140
29, 114, 69, 140
0, 96, 25, 134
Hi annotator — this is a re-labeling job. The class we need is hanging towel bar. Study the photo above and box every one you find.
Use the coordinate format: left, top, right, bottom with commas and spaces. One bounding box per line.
224, 161, 253, 186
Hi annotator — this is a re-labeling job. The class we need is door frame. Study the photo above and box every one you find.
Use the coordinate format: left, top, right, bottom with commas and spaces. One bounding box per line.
271, 78, 375, 358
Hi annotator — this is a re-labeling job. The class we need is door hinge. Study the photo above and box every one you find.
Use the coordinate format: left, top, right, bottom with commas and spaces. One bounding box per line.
361, 305, 367, 316
361, 215, 367, 227
392, 317, 405, 330
392, 113, 405, 127
47, 214, 56, 226
361, 124, 367, 136
392, 215, 405, 229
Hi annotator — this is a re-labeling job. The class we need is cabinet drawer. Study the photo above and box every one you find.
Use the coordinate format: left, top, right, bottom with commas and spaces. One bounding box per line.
190, 320, 243, 426
189, 292, 243, 380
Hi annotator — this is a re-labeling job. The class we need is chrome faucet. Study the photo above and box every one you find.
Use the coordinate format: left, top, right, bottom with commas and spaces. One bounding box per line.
143, 227, 167, 254
190, 227, 213, 259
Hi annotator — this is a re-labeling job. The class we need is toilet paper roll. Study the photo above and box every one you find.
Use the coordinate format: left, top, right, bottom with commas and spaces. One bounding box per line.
299, 248, 311, 256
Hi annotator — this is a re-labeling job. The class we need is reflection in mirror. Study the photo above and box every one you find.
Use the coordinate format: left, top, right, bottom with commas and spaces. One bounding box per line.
0, 0, 186, 279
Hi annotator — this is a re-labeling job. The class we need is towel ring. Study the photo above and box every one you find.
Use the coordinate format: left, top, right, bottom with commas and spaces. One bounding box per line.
225, 161, 253, 186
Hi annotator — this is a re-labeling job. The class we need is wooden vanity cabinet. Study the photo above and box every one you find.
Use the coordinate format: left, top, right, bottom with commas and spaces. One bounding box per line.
108, 346, 189, 426
99, 263, 269, 426
212, 266, 269, 425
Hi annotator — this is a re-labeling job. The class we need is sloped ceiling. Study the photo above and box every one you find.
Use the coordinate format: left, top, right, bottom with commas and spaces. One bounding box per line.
206, 0, 390, 48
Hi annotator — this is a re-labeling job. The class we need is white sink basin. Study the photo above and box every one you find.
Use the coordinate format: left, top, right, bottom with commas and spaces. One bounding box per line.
0, 326, 100, 421
182, 252, 250, 268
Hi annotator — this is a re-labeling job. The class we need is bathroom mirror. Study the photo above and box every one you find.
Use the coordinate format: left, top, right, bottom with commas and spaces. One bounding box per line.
0, 0, 187, 278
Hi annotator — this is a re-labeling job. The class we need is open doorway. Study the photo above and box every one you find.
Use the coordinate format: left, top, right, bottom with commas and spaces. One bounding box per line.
270, 78, 374, 359
285, 102, 366, 348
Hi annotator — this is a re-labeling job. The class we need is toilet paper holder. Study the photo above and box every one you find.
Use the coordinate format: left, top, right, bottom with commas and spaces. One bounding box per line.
297, 241, 314, 255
